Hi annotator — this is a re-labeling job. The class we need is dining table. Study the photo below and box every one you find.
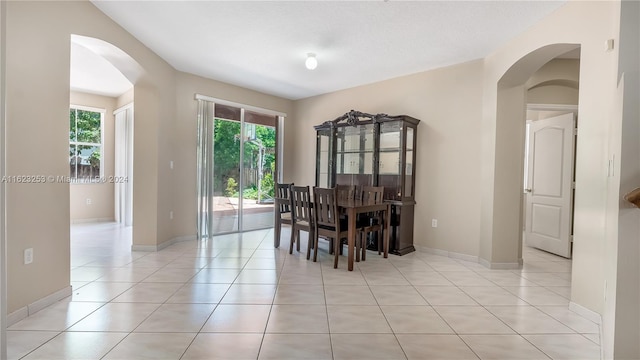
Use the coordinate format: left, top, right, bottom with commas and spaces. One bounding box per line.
337, 199, 391, 271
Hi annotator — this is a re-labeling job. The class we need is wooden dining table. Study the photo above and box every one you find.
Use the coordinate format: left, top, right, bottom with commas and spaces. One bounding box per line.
337, 199, 391, 271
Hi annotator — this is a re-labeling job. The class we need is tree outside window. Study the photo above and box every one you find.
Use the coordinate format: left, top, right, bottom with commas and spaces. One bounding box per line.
69, 107, 103, 182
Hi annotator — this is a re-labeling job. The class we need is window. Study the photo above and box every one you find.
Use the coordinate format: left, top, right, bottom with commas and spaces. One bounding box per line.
69, 106, 103, 182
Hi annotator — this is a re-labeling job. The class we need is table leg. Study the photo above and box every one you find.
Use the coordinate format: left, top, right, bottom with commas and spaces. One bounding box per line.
348, 207, 356, 271
383, 204, 390, 258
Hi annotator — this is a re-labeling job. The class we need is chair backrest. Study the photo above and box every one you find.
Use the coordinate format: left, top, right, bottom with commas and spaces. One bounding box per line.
276, 182, 293, 214
313, 187, 339, 229
291, 185, 313, 223
361, 186, 384, 205
336, 184, 357, 201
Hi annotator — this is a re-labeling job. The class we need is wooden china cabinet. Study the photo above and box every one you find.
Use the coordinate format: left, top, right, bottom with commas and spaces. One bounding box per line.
314, 110, 420, 255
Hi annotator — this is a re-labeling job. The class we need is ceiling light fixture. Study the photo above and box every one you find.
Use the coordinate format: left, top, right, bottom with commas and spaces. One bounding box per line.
305, 53, 318, 70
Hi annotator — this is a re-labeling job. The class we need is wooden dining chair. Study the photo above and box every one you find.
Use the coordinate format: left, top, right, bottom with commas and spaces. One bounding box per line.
274, 182, 294, 248
313, 187, 347, 268
336, 184, 358, 201
290, 185, 314, 256
334, 184, 359, 255
357, 186, 385, 260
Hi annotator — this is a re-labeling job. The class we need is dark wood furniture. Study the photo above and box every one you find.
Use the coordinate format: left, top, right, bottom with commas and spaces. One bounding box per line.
358, 186, 385, 260
338, 198, 391, 271
315, 110, 419, 255
312, 187, 346, 267
290, 185, 314, 256
274, 182, 294, 248
624, 187, 640, 208
336, 184, 358, 201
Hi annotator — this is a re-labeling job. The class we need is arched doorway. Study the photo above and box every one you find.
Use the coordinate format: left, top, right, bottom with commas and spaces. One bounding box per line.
483, 43, 582, 269
68, 35, 141, 270
522, 55, 580, 259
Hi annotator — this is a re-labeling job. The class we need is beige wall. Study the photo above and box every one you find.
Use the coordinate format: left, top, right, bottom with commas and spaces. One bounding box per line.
69, 91, 117, 223
527, 59, 580, 105
603, 1, 640, 358
292, 60, 484, 257
528, 85, 578, 105
6, 1, 73, 313
1, 0, 7, 355
116, 88, 134, 109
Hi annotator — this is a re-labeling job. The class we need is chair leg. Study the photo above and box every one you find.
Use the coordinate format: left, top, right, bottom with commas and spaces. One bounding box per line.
355, 233, 361, 263
313, 235, 319, 262
382, 229, 389, 258
274, 221, 281, 248
362, 233, 367, 261
333, 238, 339, 269
296, 230, 301, 252
306, 234, 312, 260
306, 228, 316, 260
289, 228, 295, 254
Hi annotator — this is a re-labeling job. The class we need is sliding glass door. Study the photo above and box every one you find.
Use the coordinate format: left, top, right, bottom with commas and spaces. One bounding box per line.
197, 99, 279, 237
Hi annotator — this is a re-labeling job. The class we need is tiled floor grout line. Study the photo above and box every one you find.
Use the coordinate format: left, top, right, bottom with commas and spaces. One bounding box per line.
395, 255, 486, 358
318, 249, 336, 360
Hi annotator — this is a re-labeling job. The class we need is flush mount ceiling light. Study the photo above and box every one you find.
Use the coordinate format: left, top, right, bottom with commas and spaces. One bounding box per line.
305, 53, 318, 70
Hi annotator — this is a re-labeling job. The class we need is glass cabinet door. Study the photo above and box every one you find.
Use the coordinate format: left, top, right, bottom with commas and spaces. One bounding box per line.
405, 126, 415, 198
316, 129, 332, 188
335, 123, 375, 186
378, 121, 402, 200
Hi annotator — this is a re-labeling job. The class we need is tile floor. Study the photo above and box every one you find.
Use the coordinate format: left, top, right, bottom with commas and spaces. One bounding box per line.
7, 223, 601, 359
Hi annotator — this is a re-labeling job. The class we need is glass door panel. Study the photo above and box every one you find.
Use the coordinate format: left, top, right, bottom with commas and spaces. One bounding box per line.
316, 130, 331, 187
405, 127, 414, 197
378, 121, 402, 200
207, 105, 278, 235
212, 117, 241, 234
241, 112, 276, 231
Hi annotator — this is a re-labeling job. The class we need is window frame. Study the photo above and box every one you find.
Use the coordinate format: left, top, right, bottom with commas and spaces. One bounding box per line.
69, 104, 105, 184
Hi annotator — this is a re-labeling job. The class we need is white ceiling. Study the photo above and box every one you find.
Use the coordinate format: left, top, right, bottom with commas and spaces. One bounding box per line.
81, 1, 567, 100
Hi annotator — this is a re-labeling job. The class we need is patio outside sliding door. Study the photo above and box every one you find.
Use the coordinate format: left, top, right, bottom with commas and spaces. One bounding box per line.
197, 98, 279, 238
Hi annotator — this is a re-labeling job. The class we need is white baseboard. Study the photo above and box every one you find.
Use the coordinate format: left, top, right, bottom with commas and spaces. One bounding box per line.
418, 246, 448, 257
449, 251, 479, 263
7, 307, 28, 327
417, 245, 479, 263
71, 217, 114, 224
131, 235, 197, 252
569, 301, 602, 324
7, 286, 72, 326
417, 245, 521, 270
487, 261, 522, 270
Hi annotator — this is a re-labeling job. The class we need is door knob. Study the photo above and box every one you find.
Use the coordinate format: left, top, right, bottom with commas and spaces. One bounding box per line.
525, 188, 532, 193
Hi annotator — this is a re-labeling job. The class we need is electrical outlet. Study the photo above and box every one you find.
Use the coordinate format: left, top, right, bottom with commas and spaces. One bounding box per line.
169, 211, 174, 220
431, 219, 438, 228
24, 248, 33, 264
170, 161, 174, 170
86, 198, 92, 205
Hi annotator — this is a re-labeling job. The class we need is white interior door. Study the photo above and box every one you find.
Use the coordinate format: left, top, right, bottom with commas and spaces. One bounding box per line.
524, 112, 575, 258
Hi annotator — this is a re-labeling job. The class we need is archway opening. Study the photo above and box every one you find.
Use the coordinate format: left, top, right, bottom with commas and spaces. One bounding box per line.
69, 34, 140, 266
491, 43, 581, 268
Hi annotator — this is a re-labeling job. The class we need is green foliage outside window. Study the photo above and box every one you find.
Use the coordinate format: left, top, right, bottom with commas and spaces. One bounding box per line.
69, 108, 102, 181
213, 119, 276, 199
